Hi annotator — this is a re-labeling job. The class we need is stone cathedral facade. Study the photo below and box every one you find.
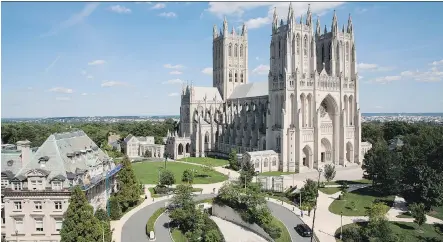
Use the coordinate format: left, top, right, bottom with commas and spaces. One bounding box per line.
166, 4, 372, 173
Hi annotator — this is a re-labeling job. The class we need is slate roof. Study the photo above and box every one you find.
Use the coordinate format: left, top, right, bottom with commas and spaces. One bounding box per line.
228, 81, 268, 99
14, 130, 109, 181
191, 86, 223, 102
2, 150, 25, 178
246, 150, 277, 156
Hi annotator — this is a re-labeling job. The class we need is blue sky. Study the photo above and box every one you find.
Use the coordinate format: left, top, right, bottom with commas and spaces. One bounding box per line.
2, 1, 443, 118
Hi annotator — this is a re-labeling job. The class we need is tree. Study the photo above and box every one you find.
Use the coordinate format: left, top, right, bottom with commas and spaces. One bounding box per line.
323, 164, 336, 183
239, 160, 256, 186
143, 150, 152, 157
116, 156, 142, 212
109, 195, 122, 220
60, 186, 102, 242
409, 203, 427, 231
340, 182, 349, 199
228, 149, 239, 171
366, 202, 388, 222
95, 209, 112, 242
159, 169, 175, 186
181, 169, 194, 184
300, 179, 318, 214
203, 229, 222, 242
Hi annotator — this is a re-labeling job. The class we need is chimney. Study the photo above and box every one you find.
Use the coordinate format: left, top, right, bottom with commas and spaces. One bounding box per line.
17, 140, 32, 168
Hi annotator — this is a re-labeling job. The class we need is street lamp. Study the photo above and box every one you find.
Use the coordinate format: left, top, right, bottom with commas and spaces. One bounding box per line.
310, 167, 323, 242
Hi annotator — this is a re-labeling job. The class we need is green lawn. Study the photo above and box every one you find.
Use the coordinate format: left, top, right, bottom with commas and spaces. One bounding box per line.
133, 162, 228, 184
428, 206, 443, 220
171, 228, 188, 242
335, 222, 443, 242
320, 187, 341, 195
179, 157, 229, 167
260, 171, 298, 176
148, 187, 204, 198
397, 212, 413, 218
272, 217, 292, 242
329, 187, 394, 216
326, 179, 372, 186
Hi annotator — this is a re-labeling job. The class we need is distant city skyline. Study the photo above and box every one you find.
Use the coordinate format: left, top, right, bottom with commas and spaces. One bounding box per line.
2, 2, 443, 118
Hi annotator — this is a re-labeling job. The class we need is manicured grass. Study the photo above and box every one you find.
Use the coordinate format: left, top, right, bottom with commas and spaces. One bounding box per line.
428, 206, 443, 220
171, 228, 188, 242
335, 221, 443, 242
319, 187, 341, 195
397, 212, 413, 218
148, 187, 203, 198
329, 187, 394, 216
197, 198, 214, 204
180, 157, 229, 167
133, 161, 228, 184
260, 171, 298, 176
272, 217, 292, 242
146, 207, 166, 235
326, 179, 372, 186
267, 193, 293, 205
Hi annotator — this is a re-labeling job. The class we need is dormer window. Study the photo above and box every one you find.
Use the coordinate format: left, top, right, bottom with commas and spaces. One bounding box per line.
38, 156, 49, 168
52, 181, 62, 191
12, 181, 22, 190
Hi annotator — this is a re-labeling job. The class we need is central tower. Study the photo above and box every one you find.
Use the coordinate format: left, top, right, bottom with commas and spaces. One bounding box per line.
212, 18, 248, 100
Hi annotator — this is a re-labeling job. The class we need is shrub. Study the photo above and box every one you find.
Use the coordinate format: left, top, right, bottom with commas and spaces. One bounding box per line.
109, 196, 122, 220
153, 185, 174, 195
341, 224, 364, 242
262, 220, 282, 239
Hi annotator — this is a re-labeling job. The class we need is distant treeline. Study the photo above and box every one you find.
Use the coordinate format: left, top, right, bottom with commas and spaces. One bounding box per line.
1, 119, 179, 148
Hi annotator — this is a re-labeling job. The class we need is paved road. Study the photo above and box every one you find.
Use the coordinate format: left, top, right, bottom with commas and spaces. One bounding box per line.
267, 201, 311, 242
121, 194, 216, 242
122, 194, 310, 242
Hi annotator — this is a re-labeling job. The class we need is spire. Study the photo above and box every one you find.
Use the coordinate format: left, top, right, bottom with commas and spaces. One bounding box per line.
272, 7, 278, 33
231, 26, 236, 36
306, 4, 312, 26
213, 24, 218, 39
241, 23, 248, 36
223, 16, 228, 35
347, 13, 353, 34
316, 16, 321, 36
287, 2, 294, 23
331, 9, 338, 35
299, 14, 303, 24
342, 24, 345, 33
324, 25, 327, 34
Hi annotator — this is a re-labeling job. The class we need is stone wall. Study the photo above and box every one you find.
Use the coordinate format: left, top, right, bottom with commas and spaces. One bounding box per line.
211, 204, 274, 242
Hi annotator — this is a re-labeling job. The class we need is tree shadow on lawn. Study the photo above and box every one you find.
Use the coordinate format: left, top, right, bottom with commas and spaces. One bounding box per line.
351, 187, 394, 206
392, 222, 415, 230
334, 180, 371, 186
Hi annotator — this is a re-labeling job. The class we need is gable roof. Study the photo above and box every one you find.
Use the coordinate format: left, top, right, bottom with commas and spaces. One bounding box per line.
191, 86, 223, 102
229, 82, 268, 99
14, 130, 109, 181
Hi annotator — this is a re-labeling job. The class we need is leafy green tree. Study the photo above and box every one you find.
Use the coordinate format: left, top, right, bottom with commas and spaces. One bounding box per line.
109, 196, 122, 220
300, 179, 318, 213
323, 164, 336, 183
239, 160, 256, 186
159, 169, 175, 186
117, 156, 142, 212
181, 169, 194, 184
203, 229, 222, 242
94, 209, 112, 242
366, 202, 388, 222
363, 218, 398, 242
228, 149, 239, 171
409, 203, 427, 231
60, 186, 102, 242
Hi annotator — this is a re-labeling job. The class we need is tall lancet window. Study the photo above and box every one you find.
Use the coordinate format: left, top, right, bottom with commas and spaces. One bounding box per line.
292, 37, 296, 55
311, 40, 314, 57
346, 42, 349, 61
296, 34, 300, 54
329, 42, 332, 60
240, 45, 243, 57
321, 44, 325, 63
234, 44, 238, 57
352, 46, 355, 62
229, 44, 232, 57
303, 35, 308, 56
229, 71, 232, 82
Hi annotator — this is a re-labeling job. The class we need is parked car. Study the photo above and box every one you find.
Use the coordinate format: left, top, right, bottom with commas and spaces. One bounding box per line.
295, 224, 312, 237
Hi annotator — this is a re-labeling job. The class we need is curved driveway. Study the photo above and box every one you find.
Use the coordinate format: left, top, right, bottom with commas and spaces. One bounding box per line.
122, 194, 310, 242
121, 194, 215, 242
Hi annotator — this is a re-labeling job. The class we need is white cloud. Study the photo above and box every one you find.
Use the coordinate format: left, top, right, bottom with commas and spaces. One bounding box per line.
86, 75, 94, 79
49, 87, 74, 94
431, 60, 443, 66
101, 81, 128, 87
151, 3, 166, 9
169, 70, 182, 75
206, 2, 344, 29
252, 64, 270, 75
163, 79, 184, 84
357, 63, 394, 72
88, 60, 106, 66
201, 67, 213, 75
109, 5, 132, 14
159, 12, 177, 18
81, 93, 88, 96
255, 57, 260, 60
56, 97, 71, 101
41, 3, 99, 37
45, 55, 61, 73
369, 60, 443, 84
168, 92, 179, 97
164, 64, 184, 69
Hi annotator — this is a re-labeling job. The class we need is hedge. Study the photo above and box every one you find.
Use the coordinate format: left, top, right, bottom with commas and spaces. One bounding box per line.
146, 207, 167, 236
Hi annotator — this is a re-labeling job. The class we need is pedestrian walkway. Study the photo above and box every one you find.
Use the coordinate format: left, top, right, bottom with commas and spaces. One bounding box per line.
210, 216, 268, 242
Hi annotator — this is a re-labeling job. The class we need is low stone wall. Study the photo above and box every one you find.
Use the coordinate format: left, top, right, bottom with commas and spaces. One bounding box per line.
212, 204, 274, 242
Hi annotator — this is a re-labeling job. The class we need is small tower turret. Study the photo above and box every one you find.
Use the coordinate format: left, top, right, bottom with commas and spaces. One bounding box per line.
231, 26, 236, 36
299, 14, 303, 24
306, 4, 312, 27
241, 23, 247, 37
316, 17, 321, 36
272, 7, 278, 33
347, 14, 354, 35
213, 25, 218, 39
223, 16, 228, 36
287, 2, 294, 24
331, 10, 338, 36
